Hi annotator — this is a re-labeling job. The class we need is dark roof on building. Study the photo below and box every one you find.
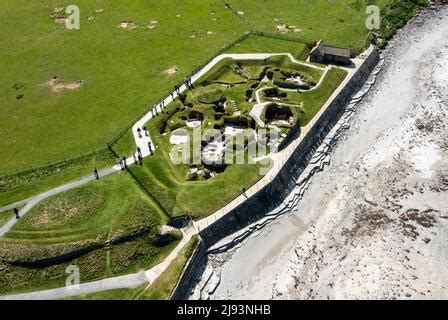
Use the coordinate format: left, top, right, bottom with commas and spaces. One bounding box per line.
311, 41, 351, 58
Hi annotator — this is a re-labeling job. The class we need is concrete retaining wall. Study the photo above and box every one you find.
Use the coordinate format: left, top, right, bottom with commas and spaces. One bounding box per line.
172, 48, 380, 299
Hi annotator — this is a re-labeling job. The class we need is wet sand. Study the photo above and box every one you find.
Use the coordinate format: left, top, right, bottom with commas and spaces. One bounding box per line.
193, 6, 448, 300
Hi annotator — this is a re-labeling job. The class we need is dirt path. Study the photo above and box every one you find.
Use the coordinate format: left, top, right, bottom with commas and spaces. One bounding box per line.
197, 6, 448, 300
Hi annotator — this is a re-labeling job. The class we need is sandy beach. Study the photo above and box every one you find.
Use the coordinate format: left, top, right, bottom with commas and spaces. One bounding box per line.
191, 5, 448, 300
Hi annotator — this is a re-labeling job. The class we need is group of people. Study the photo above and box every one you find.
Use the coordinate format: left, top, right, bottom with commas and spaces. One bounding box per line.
174, 76, 193, 95
92, 144, 150, 180
184, 77, 193, 90
150, 77, 195, 117
132, 147, 142, 164
136, 126, 148, 138
117, 156, 128, 170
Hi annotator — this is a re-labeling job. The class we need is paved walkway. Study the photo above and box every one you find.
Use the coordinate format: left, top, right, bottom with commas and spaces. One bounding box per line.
0, 228, 195, 300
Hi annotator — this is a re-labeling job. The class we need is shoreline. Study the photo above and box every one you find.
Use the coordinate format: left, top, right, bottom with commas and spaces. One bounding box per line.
189, 5, 448, 300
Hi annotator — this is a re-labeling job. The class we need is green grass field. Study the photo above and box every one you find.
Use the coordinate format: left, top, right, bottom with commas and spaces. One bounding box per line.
0, 0, 396, 175
0, 0, 248, 173
6, 172, 168, 242
66, 235, 199, 300
0, 172, 182, 295
226, 0, 394, 51
226, 35, 310, 60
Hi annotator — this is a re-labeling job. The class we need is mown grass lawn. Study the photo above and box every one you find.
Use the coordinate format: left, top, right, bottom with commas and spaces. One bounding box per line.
0, 172, 182, 295
0, 0, 248, 173
66, 235, 199, 300
5, 172, 168, 242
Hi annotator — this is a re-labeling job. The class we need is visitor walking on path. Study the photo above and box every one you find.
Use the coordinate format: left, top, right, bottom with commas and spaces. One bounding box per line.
122, 157, 127, 169
13, 207, 20, 220
148, 142, 153, 154
133, 153, 137, 163
137, 147, 142, 158
117, 157, 124, 171
138, 154, 143, 165
93, 167, 99, 180
143, 126, 148, 137
137, 127, 142, 138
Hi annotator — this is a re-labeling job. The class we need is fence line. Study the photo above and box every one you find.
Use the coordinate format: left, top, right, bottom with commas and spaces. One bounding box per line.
0, 145, 112, 179
106, 31, 253, 146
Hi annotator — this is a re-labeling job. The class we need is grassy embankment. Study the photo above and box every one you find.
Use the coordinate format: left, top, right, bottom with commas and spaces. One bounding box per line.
0, 172, 179, 295
66, 235, 199, 300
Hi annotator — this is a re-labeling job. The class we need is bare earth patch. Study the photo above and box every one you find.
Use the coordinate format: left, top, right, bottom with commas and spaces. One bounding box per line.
164, 66, 179, 76
147, 20, 158, 29
118, 21, 137, 29
47, 76, 84, 93
54, 17, 67, 24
